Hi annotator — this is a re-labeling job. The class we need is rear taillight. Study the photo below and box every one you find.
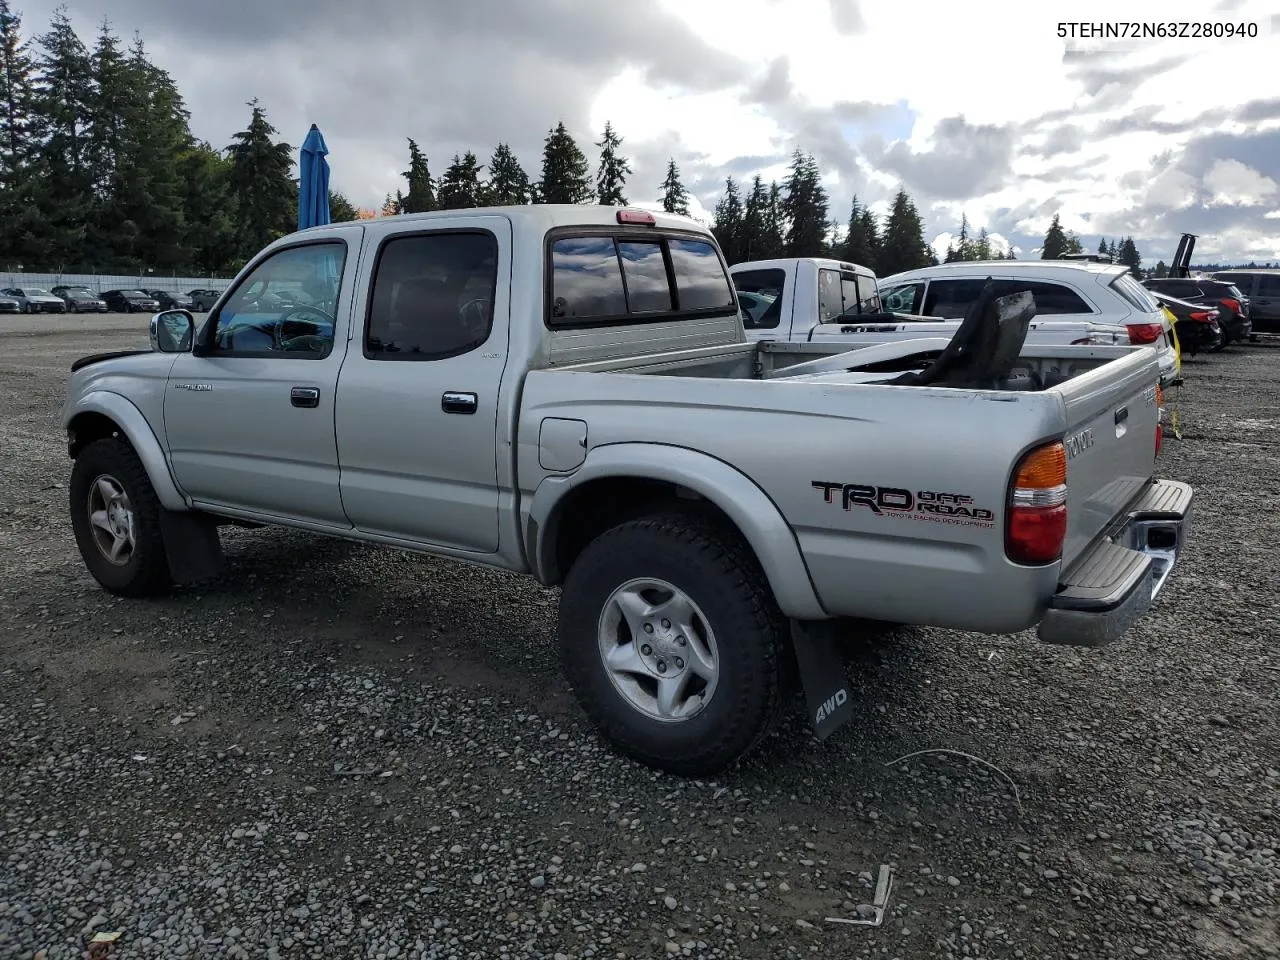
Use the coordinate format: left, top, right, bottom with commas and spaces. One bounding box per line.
1221, 297, 1241, 314
1188, 310, 1216, 323
1006, 441, 1068, 566
1127, 323, 1164, 345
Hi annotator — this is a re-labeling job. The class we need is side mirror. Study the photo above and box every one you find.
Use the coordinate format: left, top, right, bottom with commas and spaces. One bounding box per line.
150, 310, 194, 353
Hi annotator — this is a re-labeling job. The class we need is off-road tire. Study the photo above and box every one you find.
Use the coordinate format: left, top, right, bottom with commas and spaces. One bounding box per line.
70, 437, 173, 597
559, 511, 787, 776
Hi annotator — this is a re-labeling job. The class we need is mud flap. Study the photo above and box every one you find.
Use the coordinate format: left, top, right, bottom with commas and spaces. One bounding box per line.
158, 509, 224, 583
790, 620, 854, 739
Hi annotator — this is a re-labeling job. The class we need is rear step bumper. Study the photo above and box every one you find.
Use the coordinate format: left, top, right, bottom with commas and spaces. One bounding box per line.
1038, 479, 1193, 647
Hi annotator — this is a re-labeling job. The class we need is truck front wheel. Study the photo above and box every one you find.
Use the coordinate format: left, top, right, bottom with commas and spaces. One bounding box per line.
69, 438, 173, 597
559, 511, 786, 776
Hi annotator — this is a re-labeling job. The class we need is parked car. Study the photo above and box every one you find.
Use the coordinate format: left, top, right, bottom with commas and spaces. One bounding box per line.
101, 289, 161, 313
2, 286, 68, 313
1208, 269, 1280, 335
873, 261, 1181, 385
731, 257, 1136, 351
51, 285, 109, 313
186, 289, 224, 312
0, 293, 19, 313
1142, 276, 1251, 346
145, 289, 194, 311
62, 205, 1192, 775
1147, 290, 1223, 355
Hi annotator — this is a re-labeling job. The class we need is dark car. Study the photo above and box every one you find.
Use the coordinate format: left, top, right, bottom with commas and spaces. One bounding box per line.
1208, 269, 1280, 335
186, 288, 224, 312
101, 289, 161, 313
145, 289, 194, 311
1142, 276, 1252, 346
1148, 289, 1223, 356
51, 285, 109, 313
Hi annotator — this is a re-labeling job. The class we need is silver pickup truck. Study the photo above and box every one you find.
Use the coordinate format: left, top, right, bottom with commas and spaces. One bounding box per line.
62, 205, 1193, 775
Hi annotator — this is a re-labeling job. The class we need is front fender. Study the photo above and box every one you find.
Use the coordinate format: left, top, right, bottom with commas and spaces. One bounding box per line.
527, 443, 828, 621
66, 391, 188, 512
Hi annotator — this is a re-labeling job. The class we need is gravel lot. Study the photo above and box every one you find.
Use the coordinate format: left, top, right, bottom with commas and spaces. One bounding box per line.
1, 315, 1278, 960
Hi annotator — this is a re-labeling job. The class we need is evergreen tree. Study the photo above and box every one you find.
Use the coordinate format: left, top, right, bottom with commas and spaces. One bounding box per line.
711, 175, 744, 264
764, 180, 785, 257
781, 150, 828, 257
839, 196, 878, 271
380, 192, 398, 217
537, 121, 591, 204
740, 175, 767, 260
594, 120, 630, 206
437, 150, 483, 209
226, 98, 295, 258
952, 212, 972, 261
1040, 213, 1068, 260
878, 189, 932, 275
1065, 231, 1084, 255
1098, 237, 1109, 258
399, 138, 434, 213
329, 189, 357, 222
30, 7, 94, 265
660, 158, 690, 215
1107, 239, 1118, 260
0, 0, 38, 263
485, 142, 531, 205
1118, 236, 1142, 277
1006, 244, 1018, 260
1152, 259, 1168, 278
179, 142, 236, 274
973, 226, 993, 260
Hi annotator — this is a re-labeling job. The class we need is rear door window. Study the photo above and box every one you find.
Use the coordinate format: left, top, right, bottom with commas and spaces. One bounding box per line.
1213, 273, 1255, 294
921, 278, 988, 319
1256, 275, 1280, 298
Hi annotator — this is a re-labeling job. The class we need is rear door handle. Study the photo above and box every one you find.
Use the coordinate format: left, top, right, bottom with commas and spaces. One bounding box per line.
442, 391, 478, 414
290, 386, 320, 408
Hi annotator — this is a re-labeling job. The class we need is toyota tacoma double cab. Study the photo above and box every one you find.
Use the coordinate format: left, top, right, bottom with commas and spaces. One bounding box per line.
62, 205, 1193, 775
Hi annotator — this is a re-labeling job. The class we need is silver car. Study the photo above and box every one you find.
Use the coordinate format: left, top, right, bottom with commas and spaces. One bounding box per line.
2, 286, 68, 314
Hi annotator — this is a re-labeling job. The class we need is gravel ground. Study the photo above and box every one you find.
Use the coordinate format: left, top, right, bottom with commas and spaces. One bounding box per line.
1, 315, 1278, 960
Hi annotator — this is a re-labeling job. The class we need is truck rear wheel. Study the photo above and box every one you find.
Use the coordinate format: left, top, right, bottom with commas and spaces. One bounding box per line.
69, 438, 173, 597
559, 511, 786, 776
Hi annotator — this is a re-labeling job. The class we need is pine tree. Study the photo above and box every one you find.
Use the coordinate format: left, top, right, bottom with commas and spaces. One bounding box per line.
1098, 237, 1109, 258
711, 176, 744, 264
781, 150, 828, 257
1152, 259, 1168, 278
179, 142, 236, 274
226, 98, 295, 258
847, 201, 880, 273
1107, 239, 1118, 260
1118, 236, 1142, 277
660, 158, 690, 215
764, 180, 785, 257
329, 189, 357, 222
974, 226, 992, 260
878, 189, 932, 275
0, 0, 38, 263
399, 138, 435, 213
380, 193, 398, 217
538, 121, 591, 204
740, 175, 767, 261
30, 7, 94, 265
1040, 214, 1068, 260
437, 151, 484, 209
1065, 231, 1084, 255
953, 213, 972, 261
594, 120, 630, 206
485, 142, 530, 205
1006, 244, 1017, 260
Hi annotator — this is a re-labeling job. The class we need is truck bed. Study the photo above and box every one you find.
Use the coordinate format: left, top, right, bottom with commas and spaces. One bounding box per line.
523, 330, 1163, 632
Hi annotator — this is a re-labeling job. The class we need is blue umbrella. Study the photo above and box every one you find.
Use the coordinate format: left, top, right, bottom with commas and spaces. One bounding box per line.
298, 123, 331, 231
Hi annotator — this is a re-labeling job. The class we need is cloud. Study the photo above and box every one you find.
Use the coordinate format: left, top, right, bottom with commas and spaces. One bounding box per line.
827, 0, 865, 34
1203, 159, 1278, 207
866, 116, 1017, 200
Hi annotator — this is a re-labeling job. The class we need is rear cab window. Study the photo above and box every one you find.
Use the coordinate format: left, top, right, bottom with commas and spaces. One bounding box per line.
732, 268, 786, 329
548, 230, 735, 326
818, 268, 880, 321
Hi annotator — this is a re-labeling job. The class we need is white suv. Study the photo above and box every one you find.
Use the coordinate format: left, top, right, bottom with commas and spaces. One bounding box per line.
878, 261, 1180, 384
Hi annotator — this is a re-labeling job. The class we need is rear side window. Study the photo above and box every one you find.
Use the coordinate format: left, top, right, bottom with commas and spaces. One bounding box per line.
1110, 273, 1159, 313
732, 268, 785, 330
880, 282, 923, 314
992, 280, 1092, 315
365, 231, 498, 360
548, 232, 734, 326
922, 278, 988, 319
1213, 273, 1252, 292
1257, 275, 1280, 297
818, 269, 879, 321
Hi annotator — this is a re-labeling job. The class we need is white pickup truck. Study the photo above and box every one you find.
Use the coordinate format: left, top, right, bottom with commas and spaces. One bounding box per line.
61, 206, 1193, 775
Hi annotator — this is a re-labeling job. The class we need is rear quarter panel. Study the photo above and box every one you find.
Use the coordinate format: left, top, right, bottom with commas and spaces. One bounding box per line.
519, 369, 1075, 633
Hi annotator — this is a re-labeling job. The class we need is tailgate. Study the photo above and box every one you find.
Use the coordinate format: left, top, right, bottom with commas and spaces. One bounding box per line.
1051, 351, 1161, 567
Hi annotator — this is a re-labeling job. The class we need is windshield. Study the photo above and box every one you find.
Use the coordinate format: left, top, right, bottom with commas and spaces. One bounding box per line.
121, 290, 148, 297
65, 288, 95, 297
27, 288, 52, 297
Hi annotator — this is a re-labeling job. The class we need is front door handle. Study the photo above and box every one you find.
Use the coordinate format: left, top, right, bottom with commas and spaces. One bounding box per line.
441, 391, 478, 414
290, 386, 320, 408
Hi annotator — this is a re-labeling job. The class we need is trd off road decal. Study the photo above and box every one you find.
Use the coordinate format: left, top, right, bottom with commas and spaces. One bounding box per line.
811, 481, 995, 529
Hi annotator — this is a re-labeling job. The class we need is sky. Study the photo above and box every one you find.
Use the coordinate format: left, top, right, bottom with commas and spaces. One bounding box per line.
12, 0, 1280, 266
